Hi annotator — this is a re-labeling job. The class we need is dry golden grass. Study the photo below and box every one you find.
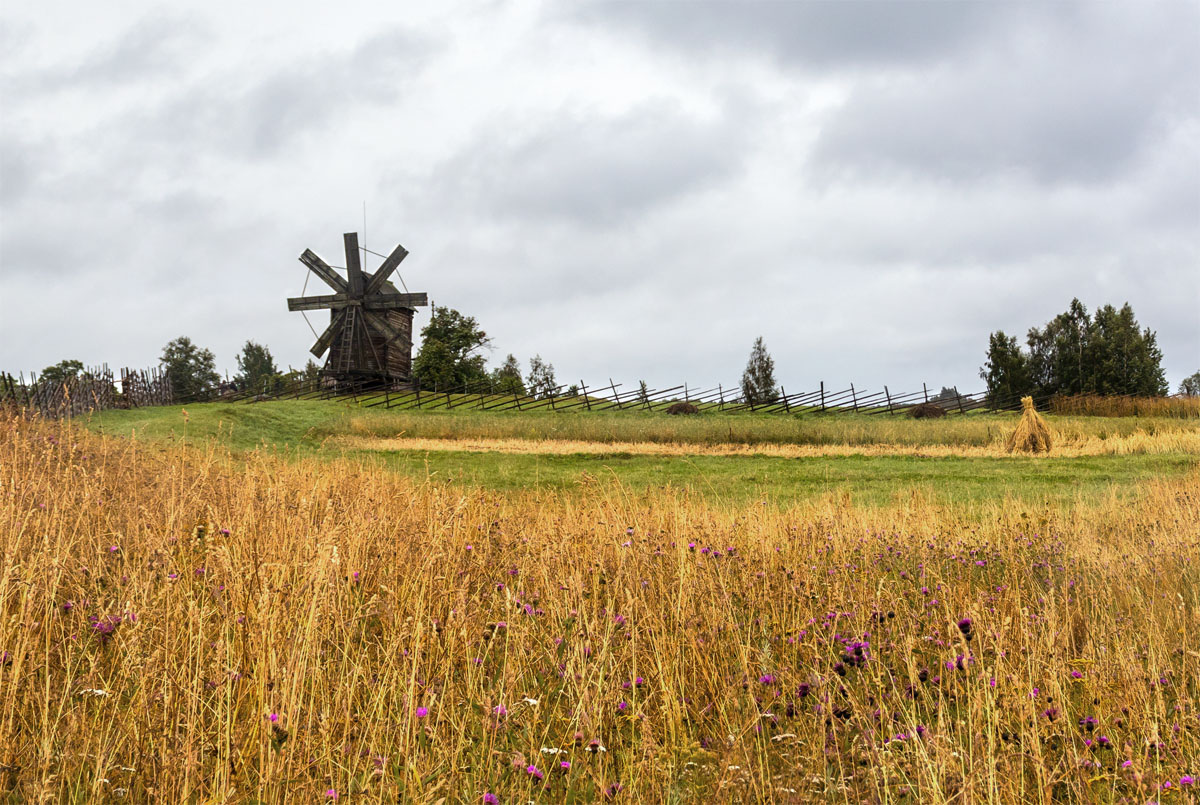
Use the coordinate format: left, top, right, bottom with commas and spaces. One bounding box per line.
2, 412, 1198, 803
339, 426, 1200, 459
1050, 395, 1200, 419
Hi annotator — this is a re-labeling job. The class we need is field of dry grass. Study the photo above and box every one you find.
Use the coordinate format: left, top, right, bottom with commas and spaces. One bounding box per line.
339, 426, 1200, 459
2, 411, 1198, 803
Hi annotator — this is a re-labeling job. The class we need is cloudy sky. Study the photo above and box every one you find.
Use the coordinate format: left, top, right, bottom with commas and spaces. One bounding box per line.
2, 0, 1197, 394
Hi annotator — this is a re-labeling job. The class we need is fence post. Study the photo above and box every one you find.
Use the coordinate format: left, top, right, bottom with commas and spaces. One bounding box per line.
609, 378, 621, 410
851, 383, 858, 412
580, 381, 591, 411
820, 381, 826, 412
781, 387, 789, 413
956, 387, 965, 415
885, 385, 893, 415
718, 384, 725, 411
923, 383, 929, 403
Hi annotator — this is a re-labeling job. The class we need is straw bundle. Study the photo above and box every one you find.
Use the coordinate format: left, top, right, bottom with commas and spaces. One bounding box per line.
1007, 396, 1053, 453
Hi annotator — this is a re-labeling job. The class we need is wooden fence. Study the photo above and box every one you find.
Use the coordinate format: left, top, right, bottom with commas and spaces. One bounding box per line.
222, 375, 1045, 416
1, 366, 173, 419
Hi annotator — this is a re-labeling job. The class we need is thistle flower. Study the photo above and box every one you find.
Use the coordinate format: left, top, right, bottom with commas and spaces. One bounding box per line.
415, 706, 428, 718
526, 765, 543, 781
483, 795, 499, 805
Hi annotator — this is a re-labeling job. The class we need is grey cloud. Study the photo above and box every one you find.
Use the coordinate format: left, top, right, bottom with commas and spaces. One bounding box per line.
0, 135, 49, 209
418, 101, 751, 227
569, 0, 1022, 71
4, 14, 209, 95
808, 10, 1199, 186
140, 27, 437, 159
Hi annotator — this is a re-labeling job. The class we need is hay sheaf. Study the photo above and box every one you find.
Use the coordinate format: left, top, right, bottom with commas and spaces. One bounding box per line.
908, 403, 947, 419
1007, 396, 1053, 453
665, 402, 700, 415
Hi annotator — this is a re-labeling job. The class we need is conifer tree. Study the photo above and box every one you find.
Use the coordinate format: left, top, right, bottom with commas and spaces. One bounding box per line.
741, 336, 778, 406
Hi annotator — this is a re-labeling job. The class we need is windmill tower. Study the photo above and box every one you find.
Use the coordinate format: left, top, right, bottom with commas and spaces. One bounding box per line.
287, 233, 428, 385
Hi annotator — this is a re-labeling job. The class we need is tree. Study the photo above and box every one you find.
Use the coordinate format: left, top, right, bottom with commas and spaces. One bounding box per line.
235, 341, 279, 392
1178, 371, 1200, 398
490, 354, 525, 395
1020, 300, 1167, 398
412, 306, 490, 390
741, 336, 777, 405
526, 355, 557, 399
931, 386, 962, 405
160, 336, 220, 402
38, 359, 84, 388
979, 330, 1032, 405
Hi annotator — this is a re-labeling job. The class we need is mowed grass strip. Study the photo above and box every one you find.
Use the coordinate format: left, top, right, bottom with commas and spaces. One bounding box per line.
363, 446, 1195, 508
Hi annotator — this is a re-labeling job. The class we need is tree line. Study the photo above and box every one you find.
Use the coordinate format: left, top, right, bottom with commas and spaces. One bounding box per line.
979, 299, 1196, 402
30, 298, 1196, 407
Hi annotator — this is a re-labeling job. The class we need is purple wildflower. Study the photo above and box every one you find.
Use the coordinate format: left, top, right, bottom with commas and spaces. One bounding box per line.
526, 765, 543, 781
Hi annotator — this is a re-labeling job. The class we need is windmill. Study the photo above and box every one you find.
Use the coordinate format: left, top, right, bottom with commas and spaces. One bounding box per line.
287, 232, 428, 385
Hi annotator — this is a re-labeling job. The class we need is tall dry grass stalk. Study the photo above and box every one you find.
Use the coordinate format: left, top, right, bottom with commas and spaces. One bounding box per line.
1, 413, 1197, 802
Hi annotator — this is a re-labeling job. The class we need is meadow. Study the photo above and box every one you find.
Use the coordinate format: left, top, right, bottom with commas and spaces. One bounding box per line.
87, 401, 1200, 508
2, 403, 1198, 802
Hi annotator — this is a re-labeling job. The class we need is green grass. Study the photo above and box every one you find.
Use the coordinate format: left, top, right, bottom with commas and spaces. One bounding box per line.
83, 400, 1200, 509
366, 448, 1193, 508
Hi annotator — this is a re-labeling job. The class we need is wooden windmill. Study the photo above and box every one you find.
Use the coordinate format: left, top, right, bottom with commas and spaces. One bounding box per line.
287, 232, 428, 384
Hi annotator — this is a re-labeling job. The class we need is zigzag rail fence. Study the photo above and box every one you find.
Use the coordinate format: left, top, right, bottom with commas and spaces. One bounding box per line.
229, 377, 1050, 417
11, 367, 1184, 420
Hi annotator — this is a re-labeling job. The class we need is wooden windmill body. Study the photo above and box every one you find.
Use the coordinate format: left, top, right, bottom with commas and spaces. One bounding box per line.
287, 232, 428, 385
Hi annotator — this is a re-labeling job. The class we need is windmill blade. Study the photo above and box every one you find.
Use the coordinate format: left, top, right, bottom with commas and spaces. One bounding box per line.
364, 243, 409, 296
344, 233, 364, 295
288, 293, 348, 312
363, 292, 428, 311
362, 311, 412, 346
310, 310, 347, 358
300, 249, 348, 293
